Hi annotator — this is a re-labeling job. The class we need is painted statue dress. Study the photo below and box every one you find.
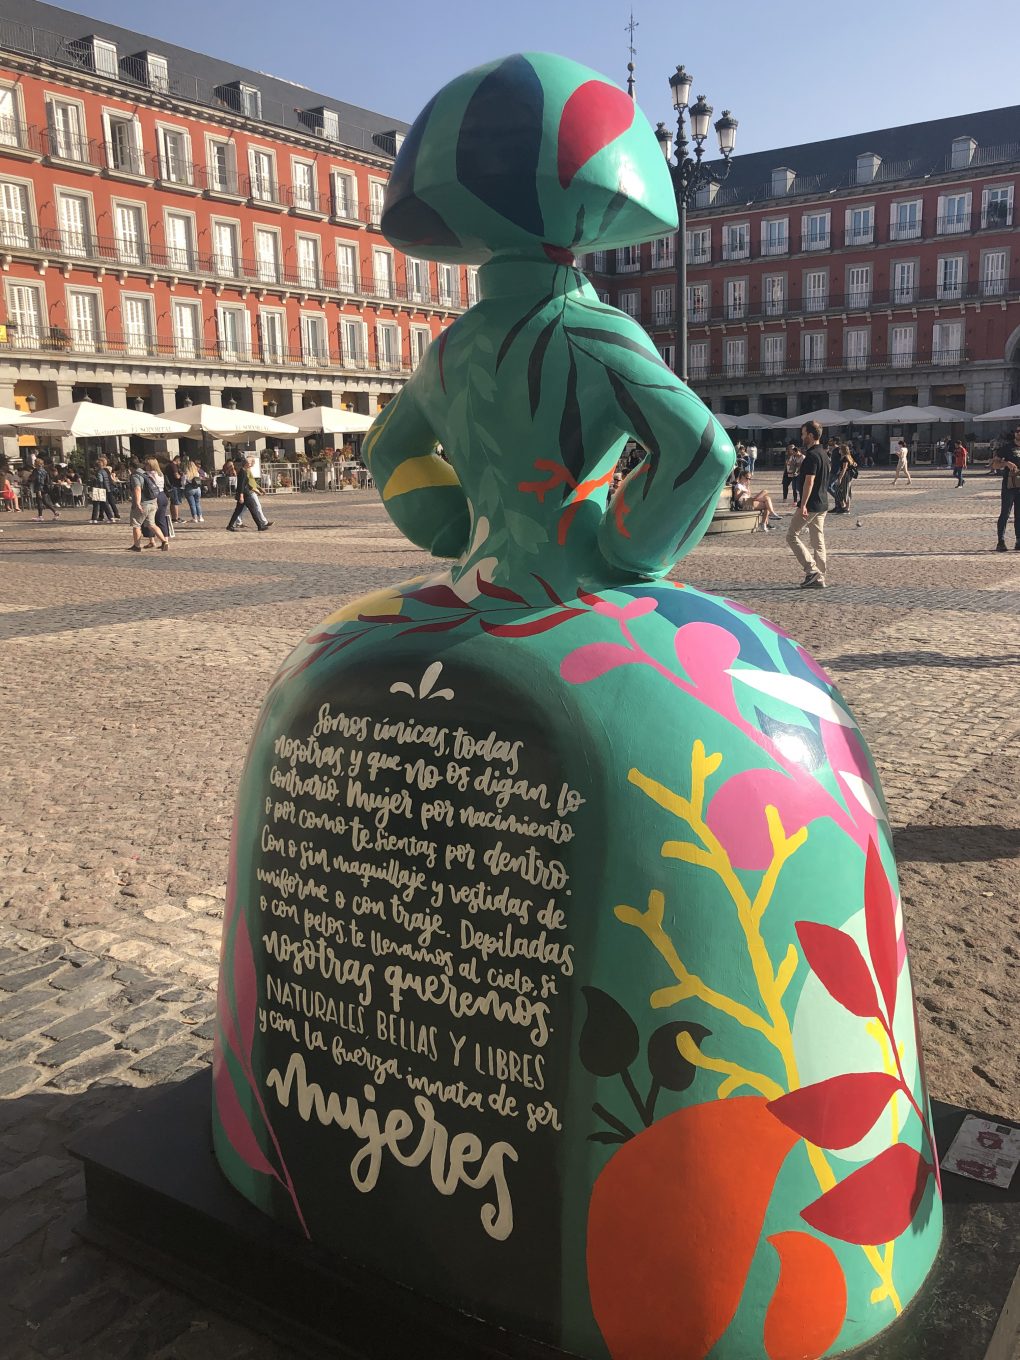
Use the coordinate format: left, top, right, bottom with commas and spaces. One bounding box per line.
214, 52, 942, 1360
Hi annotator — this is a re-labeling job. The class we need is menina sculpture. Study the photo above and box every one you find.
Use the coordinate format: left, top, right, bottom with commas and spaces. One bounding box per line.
213, 52, 942, 1360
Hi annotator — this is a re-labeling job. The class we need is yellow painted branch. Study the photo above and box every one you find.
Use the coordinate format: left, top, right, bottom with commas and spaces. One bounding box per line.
676, 1031, 783, 1101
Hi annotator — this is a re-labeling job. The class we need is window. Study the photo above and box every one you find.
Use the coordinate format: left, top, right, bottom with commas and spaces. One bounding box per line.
846, 205, 874, 245
0, 86, 21, 147
651, 235, 675, 269
47, 99, 87, 162
410, 326, 430, 367
437, 263, 457, 305
254, 228, 279, 283
724, 278, 746, 319
616, 243, 640, 271
369, 180, 385, 226
982, 185, 1014, 229
686, 228, 710, 264
342, 317, 367, 367
723, 222, 749, 260
213, 220, 239, 276
331, 171, 357, 219
143, 54, 169, 92
6, 282, 43, 345
259, 309, 285, 363
761, 218, 788, 256
981, 250, 1008, 297
249, 149, 276, 202
164, 212, 195, 270
804, 269, 828, 312
172, 300, 201, 358
68, 289, 100, 352
208, 139, 237, 194
951, 137, 976, 170
58, 192, 90, 256
937, 192, 971, 234
158, 127, 191, 184
105, 113, 143, 176
933, 320, 963, 364
890, 199, 921, 241
296, 236, 321, 288
90, 38, 118, 77
236, 84, 262, 119
376, 322, 402, 371
300, 312, 328, 364
0, 181, 30, 248
652, 285, 673, 326
406, 256, 430, 302
689, 340, 708, 379
802, 211, 830, 250
890, 324, 915, 367
801, 331, 826, 372
724, 337, 746, 375
292, 159, 316, 211
217, 304, 249, 360
587, 250, 607, 272
761, 333, 785, 375
619, 290, 640, 318
114, 203, 144, 264
763, 274, 786, 316
844, 328, 870, 370
658, 343, 675, 370
892, 260, 916, 304
466, 268, 479, 306
373, 248, 394, 297
846, 264, 871, 308
336, 242, 357, 292
687, 282, 709, 322
936, 255, 964, 300
122, 295, 154, 355
318, 108, 340, 141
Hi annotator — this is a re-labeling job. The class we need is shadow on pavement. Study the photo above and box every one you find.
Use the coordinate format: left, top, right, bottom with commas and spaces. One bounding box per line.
894, 825, 1020, 863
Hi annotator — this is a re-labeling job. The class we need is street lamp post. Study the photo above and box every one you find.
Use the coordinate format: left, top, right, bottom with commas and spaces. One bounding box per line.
654, 66, 737, 385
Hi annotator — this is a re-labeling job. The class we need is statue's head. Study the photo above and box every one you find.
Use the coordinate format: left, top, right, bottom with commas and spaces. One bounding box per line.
382, 52, 677, 265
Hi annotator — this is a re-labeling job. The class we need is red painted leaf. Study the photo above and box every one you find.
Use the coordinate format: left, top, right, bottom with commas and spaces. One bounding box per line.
577, 588, 603, 605
475, 571, 527, 604
481, 608, 585, 637
357, 612, 409, 624
399, 615, 472, 634
865, 839, 899, 1023
801, 1142, 933, 1244
532, 573, 565, 606
232, 910, 258, 1061
213, 1049, 277, 1179
764, 1232, 847, 1360
767, 1072, 903, 1150
407, 584, 468, 609
557, 80, 635, 188
796, 921, 880, 1018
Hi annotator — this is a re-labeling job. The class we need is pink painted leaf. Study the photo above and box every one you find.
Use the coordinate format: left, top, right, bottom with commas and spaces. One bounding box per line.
796, 922, 881, 1019
706, 768, 817, 870
560, 643, 642, 684
768, 1072, 903, 1150
674, 623, 742, 720
864, 839, 899, 1023
800, 1143, 933, 1244
406, 583, 469, 609
213, 1049, 277, 1180
481, 608, 585, 637
557, 80, 635, 188
216, 978, 243, 1068
232, 910, 258, 1061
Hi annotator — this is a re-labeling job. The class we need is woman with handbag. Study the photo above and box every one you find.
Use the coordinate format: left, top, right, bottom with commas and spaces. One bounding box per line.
182, 459, 205, 523
89, 457, 119, 524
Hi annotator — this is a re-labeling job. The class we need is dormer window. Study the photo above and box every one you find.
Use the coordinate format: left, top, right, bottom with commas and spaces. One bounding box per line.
695, 180, 718, 208
951, 136, 976, 168
132, 51, 169, 91
68, 36, 118, 77
314, 107, 340, 140
771, 167, 795, 195
218, 81, 262, 119
856, 152, 881, 183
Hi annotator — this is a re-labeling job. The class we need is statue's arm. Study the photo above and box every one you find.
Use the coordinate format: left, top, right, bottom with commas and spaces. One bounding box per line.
362, 385, 471, 559
585, 323, 734, 577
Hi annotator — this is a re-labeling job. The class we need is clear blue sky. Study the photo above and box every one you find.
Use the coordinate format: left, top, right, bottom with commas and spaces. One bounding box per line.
67, 0, 1020, 156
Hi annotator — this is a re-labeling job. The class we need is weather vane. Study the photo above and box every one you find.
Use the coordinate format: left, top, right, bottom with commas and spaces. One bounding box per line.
625, 7, 638, 99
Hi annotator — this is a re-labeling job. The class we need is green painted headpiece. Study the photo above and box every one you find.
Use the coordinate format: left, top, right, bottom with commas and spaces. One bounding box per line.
382, 52, 678, 264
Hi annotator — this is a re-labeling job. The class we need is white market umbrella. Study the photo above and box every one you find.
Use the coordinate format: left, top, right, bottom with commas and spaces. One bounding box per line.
972, 404, 1020, 423
773, 407, 870, 430
28, 400, 190, 438
711, 411, 784, 430
922, 404, 974, 422
161, 403, 299, 441
285, 407, 376, 436
854, 404, 972, 426
0, 404, 47, 428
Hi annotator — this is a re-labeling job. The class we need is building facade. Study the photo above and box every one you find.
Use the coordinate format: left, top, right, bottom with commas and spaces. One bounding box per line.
0, 0, 476, 459
586, 104, 1020, 424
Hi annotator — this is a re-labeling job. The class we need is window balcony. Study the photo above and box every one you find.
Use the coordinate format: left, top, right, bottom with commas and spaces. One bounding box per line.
243, 176, 287, 211
845, 289, 872, 309
932, 346, 965, 365
936, 212, 971, 235
891, 286, 917, 305
687, 246, 711, 265
801, 231, 830, 251
286, 185, 329, 219
760, 237, 789, 257
936, 280, 964, 301
981, 276, 1008, 297
42, 128, 103, 171
650, 247, 675, 270
104, 142, 150, 181
845, 225, 874, 246
981, 204, 1013, 229
150, 153, 201, 193
763, 298, 786, 317
0, 117, 44, 159
804, 293, 829, 313
724, 303, 747, 320
722, 242, 750, 261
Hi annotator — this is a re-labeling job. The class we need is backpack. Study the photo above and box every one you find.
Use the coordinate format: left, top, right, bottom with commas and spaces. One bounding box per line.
141, 471, 161, 500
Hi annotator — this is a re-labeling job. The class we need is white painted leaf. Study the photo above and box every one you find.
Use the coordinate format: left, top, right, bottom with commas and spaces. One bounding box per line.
726, 668, 855, 729
839, 770, 888, 824
419, 660, 445, 698
389, 682, 414, 697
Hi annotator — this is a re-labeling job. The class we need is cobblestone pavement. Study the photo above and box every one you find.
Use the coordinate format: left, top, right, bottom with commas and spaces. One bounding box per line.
1, 468, 1018, 1357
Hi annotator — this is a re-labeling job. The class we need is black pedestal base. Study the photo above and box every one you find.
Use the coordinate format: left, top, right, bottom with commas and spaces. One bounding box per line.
70, 1072, 1020, 1360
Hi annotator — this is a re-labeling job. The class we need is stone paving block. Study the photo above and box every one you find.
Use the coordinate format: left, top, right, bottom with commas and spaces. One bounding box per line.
0, 1066, 42, 1098
0, 1156, 69, 1202
0, 1198, 52, 1254
0, 961, 66, 993
40, 1008, 112, 1043
44, 1052, 133, 1094
35, 1031, 112, 1069
47, 961, 114, 991
0, 1008, 52, 1044
116, 1019, 188, 1054
129, 1044, 201, 1079
109, 1000, 165, 1034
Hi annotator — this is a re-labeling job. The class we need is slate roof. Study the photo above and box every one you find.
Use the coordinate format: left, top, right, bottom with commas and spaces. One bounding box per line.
0, 0, 408, 154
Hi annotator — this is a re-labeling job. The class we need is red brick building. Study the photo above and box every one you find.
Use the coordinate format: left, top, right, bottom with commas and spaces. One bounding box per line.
0, 0, 476, 458
586, 104, 1020, 426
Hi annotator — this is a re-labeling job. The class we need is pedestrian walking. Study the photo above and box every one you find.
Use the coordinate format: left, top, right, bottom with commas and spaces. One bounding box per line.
787, 420, 830, 589
832, 444, 858, 513
952, 440, 968, 487
182, 459, 205, 522
88, 456, 119, 523
746, 439, 758, 480
892, 438, 912, 486
782, 442, 803, 504
991, 427, 1020, 552
226, 455, 273, 532
128, 456, 169, 553
29, 460, 60, 521
164, 454, 184, 525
